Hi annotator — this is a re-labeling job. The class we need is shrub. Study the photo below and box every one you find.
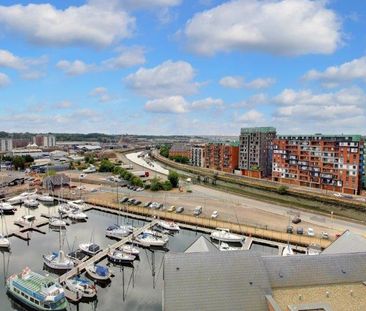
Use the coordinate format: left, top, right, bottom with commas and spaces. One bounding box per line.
163, 180, 173, 191
277, 185, 289, 195
168, 170, 179, 188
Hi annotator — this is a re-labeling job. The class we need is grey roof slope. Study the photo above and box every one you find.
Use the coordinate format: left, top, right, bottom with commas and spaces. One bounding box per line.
321, 230, 366, 255
164, 251, 272, 311
263, 252, 366, 288
184, 236, 218, 253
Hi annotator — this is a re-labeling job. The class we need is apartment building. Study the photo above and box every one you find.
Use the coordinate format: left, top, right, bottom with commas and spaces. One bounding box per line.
204, 142, 239, 173
191, 145, 205, 167
0, 138, 13, 152
272, 134, 365, 194
239, 127, 276, 178
169, 143, 191, 159
33, 134, 56, 148
12, 138, 30, 148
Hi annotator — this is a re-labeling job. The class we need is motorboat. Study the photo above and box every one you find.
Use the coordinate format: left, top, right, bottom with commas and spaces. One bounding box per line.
64, 277, 97, 299
14, 215, 36, 226
6, 267, 68, 310
0, 202, 16, 214
210, 228, 244, 243
79, 243, 101, 256
7, 195, 24, 205
68, 211, 88, 221
119, 244, 140, 256
0, 234, 10, 249
282, 244, 294, 256
19, 191, 38, 200
157, 220, 180, 232
218, 242, 241, 251
107, 249, 135, 264
43, 250, 74, 271
23, 199, 39, 208
37, 194, 54, 203
58, 203, 73, 215
69, 200, 88, 210
49, 217, 67, 229
134, 230, 169, 247
105, 224, 133, 239
85, 264, 111, 281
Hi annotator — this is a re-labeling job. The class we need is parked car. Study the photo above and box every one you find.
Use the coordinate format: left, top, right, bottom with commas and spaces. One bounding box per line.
133, 200, 141, 206
158, 203, 164, 209
167, 205, 176, 212
176, 206, 184, 213
321, 231, 329, 239
194, 206, 202, 216
333, 193, 343, 198
296, 227, 304, 235
286, 225, 293, 234
119, 197, 129, 203
127, 198, 136, 204
292, 216, 301, 224
150, 202, 160, 209
90, 188, 98, 193
136, 187, 144, 192
307, 228, 315, 237
144, 201, 152, 208
211, 211, 219, 219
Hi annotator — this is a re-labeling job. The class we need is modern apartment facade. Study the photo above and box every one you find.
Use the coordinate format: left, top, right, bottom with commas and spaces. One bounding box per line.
0, 138, 13, 152
239, 127, 276, 178
204, 142, 239, 173
191, 145, 205, 167
272, 134, 365, 194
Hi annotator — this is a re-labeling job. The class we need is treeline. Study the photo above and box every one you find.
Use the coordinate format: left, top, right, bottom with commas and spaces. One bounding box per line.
54, 133, 119, 142
1, 155, 34, 170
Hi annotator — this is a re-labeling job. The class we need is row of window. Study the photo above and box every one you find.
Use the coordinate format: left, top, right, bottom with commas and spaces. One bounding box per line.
13, 287, 40, 305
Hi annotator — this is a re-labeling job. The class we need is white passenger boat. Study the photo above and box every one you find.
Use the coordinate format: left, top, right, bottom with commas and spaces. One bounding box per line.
43, 250, 74, 271
68, 211, 88, 221
105, 224, 133, 239
210, 228, 244, 243
15, 215, 36, 226
282, 244, 294, 256
0, 202, 16, 214
157, 220, 180, 232
107, 249, 135, 264
79, 243, 101, 256
6, 267, 68, 310
24, 199, 39, 208
218, 242, 241, 251
0, 234, 10, 249
38, 194, 54, 203
119, 244, 140, 256
85, 264, 111, 281
49, 217, 67, 229
65, 277, 97, 298
135, 230, 169, 247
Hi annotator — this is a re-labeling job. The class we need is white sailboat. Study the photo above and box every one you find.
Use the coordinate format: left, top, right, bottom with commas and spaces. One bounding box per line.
218, 242, 241, 251
0, 202, 16, 214
49, 217, 67, 229
14, 215, 36, 227
7, 195, 24, 205
119, 244, 140, 256
37, 194, 55, 203
0, 213, 10, 249
157, 220, 180, 232
107, 249, 135, 264
105, 224, 133, 239
85, 264, 111, 281
210, 228, 244, 243
134, 230, 169, 247
282, 244, 294, 256
68, 210, 88, 221
23, 198, 39, 208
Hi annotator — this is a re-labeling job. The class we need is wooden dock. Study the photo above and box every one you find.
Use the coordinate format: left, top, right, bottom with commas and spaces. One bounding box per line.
6, 219, 49, 240
58, 220, 157, 284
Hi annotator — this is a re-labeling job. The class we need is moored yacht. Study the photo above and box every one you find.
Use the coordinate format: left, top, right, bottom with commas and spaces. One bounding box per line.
38, 194, 55, 203
68, 210, 88, 221
15, 215, 36, 227
282, 244, 294, 256
210, 228, 244, 243
79, 243, 101, 256
0, 202, 16, 214
0, 234, 10, 249
64, 277, 97, 299
49, 217, 67, 229
119, 244, 140, 256
134, 230, 169, 247
105, 224, 133, 239
43, 250, 74, 271
107, 249, 135, 264
157, 220, 180, 232
6, 267, 68, 310
85, 264, 111, 281
24, 198, 39, 208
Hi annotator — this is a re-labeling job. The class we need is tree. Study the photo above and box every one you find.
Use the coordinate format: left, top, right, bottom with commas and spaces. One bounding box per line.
13, 156, 25, 170
168, 170, 179, 188
24, 155, 34, 163
99, 159, 115, 172
150, 177, 163, 191
160, 145, 170, 158
163, 180, 173, 191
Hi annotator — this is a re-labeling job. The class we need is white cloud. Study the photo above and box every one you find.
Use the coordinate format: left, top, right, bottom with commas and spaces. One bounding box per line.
54, 101, 73, 109
0, 3, 135, 47
145, 96, 189, 113
183, 0, 340, 56
220, 75, 275, 89
232, 93, 268, 108
236, 109, 265, 123
89, 0, 181, 10
303, 56, 366, 84
0, 72, 10, 87
191, 97, 223, 109
125, 60, 198, 98
0, 49, 47, 79
56, 60, 94, 76
102, 46, 145, 69
90, 87, 114, 103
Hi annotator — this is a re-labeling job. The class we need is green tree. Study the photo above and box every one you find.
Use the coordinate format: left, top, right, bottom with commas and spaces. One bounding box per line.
13, 156, 26, 170
168, 170, 179, 188
99, 159, 115, 172
162, 180, 173, 191
160, 145, 170, 158
24, 155, 34, 163
150, 178, 163, 191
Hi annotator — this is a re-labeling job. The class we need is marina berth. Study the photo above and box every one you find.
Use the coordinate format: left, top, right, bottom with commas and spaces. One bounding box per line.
210, 228, 245, 243
6, 267, 68, 310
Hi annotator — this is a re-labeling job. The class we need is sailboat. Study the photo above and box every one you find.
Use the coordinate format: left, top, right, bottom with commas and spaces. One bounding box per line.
282, 244, 294, 256
79, 230, 101, 256
85, 264, 111, 281
105, 199, 134, 239
0, 213, 10, 249
0, 202, 16, 214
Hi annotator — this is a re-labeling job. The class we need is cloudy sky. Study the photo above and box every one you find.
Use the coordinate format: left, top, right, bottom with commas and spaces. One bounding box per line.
0, 0, 365, 135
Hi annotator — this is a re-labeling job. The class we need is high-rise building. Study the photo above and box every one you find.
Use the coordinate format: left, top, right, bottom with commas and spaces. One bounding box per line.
191, 145, 205, 167
272, 134, 364, 194
239, 127, 276, 178
204, 142, 239, 173
362, 136, 366, 189
12, 138, 30, 148
33, 134, 56, 147
0, 138, 13, 152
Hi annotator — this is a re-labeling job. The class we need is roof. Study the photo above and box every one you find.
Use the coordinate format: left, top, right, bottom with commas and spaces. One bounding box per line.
184, 236, 218, 253
164, 251, 272, 311
277, 134, 362, 142
240, 127, 276, 134
321, 230, 366, 255
43, 174, 70, 188
170, 143, 191, 152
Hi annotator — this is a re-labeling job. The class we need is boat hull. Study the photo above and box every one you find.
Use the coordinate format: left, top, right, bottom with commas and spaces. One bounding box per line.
85, 268, 110, 281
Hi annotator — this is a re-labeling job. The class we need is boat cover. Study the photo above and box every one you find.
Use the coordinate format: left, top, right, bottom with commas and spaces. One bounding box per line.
95, 265, 109, 277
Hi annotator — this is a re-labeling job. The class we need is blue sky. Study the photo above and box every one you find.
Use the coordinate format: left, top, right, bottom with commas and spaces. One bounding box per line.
0, 0, 365, 135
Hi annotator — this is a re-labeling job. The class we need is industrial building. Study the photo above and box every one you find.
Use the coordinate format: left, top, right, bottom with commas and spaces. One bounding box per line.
239, 127, 276, 178
272, 134, 364, 194
204, 142, 239, 173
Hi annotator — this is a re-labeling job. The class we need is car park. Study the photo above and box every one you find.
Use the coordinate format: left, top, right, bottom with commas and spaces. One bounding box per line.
211, 211, 219, 219
296, 227, 304, 235
167, 205, 176, 212
307, 228, 315, 236
176, 206, 184, 213
286, 225, 293, 234
292, 216, 301, 224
